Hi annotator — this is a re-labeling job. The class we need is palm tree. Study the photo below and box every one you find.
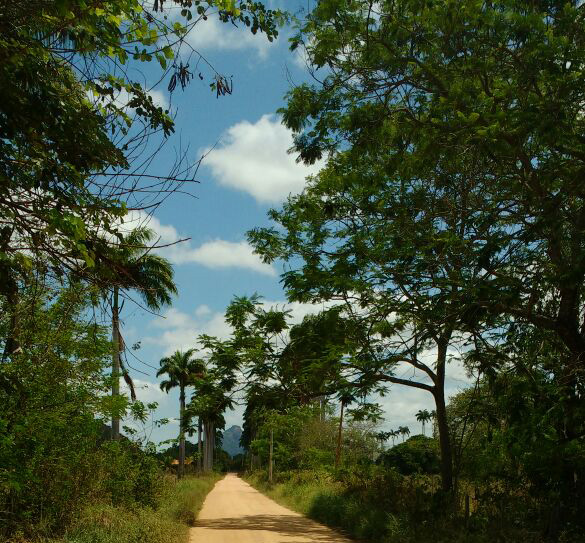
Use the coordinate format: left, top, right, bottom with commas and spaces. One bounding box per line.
416, 409, 433, 436
188, 350, 236, 472
107, 227, 177, 440
389, 429, 399, 446
398, 425, 410, 442
157, 350, 205, 478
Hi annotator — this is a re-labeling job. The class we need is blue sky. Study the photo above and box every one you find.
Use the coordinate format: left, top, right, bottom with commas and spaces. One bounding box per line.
114, 2, 472, 447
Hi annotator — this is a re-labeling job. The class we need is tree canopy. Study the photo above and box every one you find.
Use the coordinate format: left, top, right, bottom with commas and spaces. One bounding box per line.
248, 0, 585, 508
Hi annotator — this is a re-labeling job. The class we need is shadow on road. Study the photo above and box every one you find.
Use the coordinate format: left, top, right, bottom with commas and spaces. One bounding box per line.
196, 514, 344, 542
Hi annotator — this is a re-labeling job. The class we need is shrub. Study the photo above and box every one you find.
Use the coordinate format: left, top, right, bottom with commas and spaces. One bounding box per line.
377, 436, 440, 476
62, 474, 220, 543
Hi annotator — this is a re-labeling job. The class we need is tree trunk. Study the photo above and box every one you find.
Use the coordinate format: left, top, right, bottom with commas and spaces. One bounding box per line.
1, 272, 19, 362
209, 421, 214, 470
434, 341, 454, 493
335, 400, 344, 468
205, 423, 210, 471
435, 389, 453, 492
202, 420, 208, 471
268, 428, 273, 483
178, 386, 185, 479
197, 417, 202, 473
208, 424, 212, 471
203, 420, 214, 471
111, 286, 120, 440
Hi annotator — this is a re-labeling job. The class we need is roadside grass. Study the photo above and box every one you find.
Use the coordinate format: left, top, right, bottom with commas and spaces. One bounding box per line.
58, 473, 221, 543
245, 470, 390, 542
245, 470, 534, 543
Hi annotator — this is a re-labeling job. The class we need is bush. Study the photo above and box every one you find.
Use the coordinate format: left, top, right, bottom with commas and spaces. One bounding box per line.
377, 436, 440, 476
246, 469, 409, 542
62, 474, 221, 543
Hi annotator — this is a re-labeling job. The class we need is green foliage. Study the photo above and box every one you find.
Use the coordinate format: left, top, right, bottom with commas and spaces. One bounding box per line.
0, 280, 173, 540
247, 0, 585, 528
246, 468, 434, 543
0, 284, 110, 534
158, 351, 205, 394
248, 465, 546, 543
187, 343, 237, 431
247, 403, 382, 475
61, 473, 221, 543
0, 0, 285, 290
272, 0, 585, 384
378, 436, 440, 476
106, 227, 178, 310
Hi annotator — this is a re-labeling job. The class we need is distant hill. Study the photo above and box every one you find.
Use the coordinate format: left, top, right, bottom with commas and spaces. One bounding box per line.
222, 425, 244, 457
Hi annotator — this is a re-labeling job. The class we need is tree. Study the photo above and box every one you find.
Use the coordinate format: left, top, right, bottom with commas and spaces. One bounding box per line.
0, 0, 285, 359
249, 150, 495, 493
249, 0, 585, 495
108, 227, 177, 439
278, 0, 585, 445
378, 435, 440, 476
416, 410, 432, 437
157, 349, 204, 478
334, 393, 355, 469
398, 426, 410, 443
188, 335, 239, 472
0, 280, 111, 535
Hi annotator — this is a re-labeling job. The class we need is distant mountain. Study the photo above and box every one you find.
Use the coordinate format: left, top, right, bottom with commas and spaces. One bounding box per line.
222, 425, 244, 457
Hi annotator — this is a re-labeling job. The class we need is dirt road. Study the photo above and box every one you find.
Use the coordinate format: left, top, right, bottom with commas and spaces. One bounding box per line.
189, 473, 353, 543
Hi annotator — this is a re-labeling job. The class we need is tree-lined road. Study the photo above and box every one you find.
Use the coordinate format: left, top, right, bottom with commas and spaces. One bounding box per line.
190, 474, 352, 543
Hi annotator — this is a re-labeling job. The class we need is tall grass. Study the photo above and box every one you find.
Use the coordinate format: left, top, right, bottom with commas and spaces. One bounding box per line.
53, 474, 220, 543
245, 469, 538, 543
246, 470, 390, 541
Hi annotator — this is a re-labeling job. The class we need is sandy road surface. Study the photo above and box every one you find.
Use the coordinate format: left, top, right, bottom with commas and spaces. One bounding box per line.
189, 473, 353, 543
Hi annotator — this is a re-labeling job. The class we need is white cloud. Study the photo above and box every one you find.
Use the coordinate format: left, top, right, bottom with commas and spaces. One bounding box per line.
195, 304, 212, 317
183, 239, 276, 276
377, 385, 436, 434
203, 114, 323, 203
145, 305, 233, 356
145, 298, 339, 357
151, 307, 195, 330
121, 211, 275, 276
87, 87, 170, 112
291, 45, 309, 70
373, 344, 475, 439
146, 89, 170, 110
184, 13, 273, 59
121, 378, 167, 405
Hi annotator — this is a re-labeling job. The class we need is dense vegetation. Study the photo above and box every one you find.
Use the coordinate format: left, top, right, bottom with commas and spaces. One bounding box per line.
241, 1, 585, 541
243, 392, 581, 542
0, 1, 279, 541
0, 278, 222, 542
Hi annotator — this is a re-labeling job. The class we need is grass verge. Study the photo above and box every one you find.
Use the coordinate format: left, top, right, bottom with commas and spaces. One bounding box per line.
59, 473, 221, 543
245, 470, 388, 542
245, 470, 540, 543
